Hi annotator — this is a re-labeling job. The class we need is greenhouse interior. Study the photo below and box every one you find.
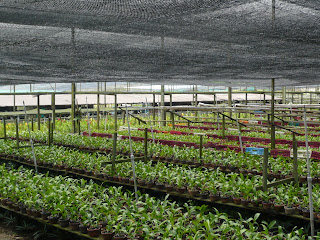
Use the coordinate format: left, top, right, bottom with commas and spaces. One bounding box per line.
0, 0, 320, 239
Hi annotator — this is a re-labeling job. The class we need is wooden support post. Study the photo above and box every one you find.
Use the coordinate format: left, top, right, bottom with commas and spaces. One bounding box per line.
71, 83, 76, 133
114, 94, 117, 132
37, 95, 40, 131
51, 93, 56, 129
3, 118, 6, 141
199, 135, 203, 160
112, 132, 117, 174
171, 111, 175, 129
144, 128, 148, 163
271, 78, 275, 149
245, 92, 248, 118
292, 133, 299, 186
262, 148, 269, 191
97, 93, 100, 130
13, 85, 16, 112
282, 87, 286, 104
15, 118, 19, 150
228, 87, 232, 117
222, 115, 225, 139
48, 118, 51, 146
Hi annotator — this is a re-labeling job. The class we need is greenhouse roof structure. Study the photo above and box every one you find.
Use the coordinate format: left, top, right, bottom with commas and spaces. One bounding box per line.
0, 0, 319, 87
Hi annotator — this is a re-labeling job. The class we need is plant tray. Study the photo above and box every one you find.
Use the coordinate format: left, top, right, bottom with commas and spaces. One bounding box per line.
245, 147, 264, 156
290, 149, 312, 159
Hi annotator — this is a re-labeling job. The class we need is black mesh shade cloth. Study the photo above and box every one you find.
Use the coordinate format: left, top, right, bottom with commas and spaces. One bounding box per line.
0, 0, 319, 87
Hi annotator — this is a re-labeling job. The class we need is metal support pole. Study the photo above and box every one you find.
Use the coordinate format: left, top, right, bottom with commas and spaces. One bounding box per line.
71, 83, 76, 133
97, 93, 100, 130
194, 85, 198, 120
112, 132, 117, 175
234, 104, 244, 154
144, 128, 148, 162
292, 133, 298, 186
86, 97, 91, 137
114, 94, 117, 132
15, 118, 19, 150
199, 135, 203, 160
51, 122, 54, 144
31, 117, 34, 131
78, 118, 81, 135
153, 94, 156, 122
13, 85, 16, 112
37, 95, 40, 131
51, 93, 56, 129
161, 85, 165, 126
245, 93, 248, 118
304, 107, 314, 238
271, 78, 276, 149
146, 98, 155, 146
104, 82, 107, 107
262, 148, 269, 191
126, 105, 138, 201
3, 118, 6, 141
170, 94, 172, 107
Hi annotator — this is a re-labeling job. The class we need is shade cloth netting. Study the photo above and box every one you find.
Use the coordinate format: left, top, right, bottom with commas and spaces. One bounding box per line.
0, 0, 319, 87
